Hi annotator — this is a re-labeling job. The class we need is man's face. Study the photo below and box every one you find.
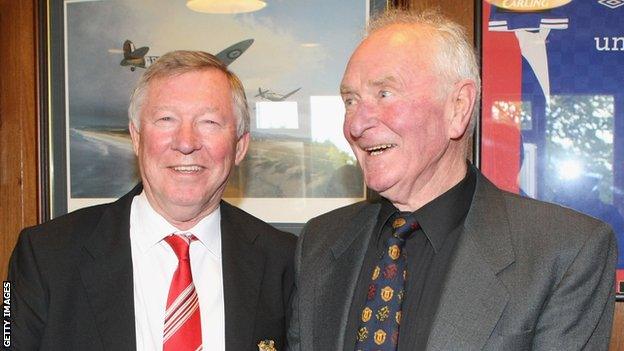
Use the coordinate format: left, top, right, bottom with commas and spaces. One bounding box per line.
340, 25, 465, 207
130, 69, 248, 228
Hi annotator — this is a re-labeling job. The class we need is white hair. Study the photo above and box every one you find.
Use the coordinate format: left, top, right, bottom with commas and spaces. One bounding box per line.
367, 9, 481, 133
128, 50, 249, 137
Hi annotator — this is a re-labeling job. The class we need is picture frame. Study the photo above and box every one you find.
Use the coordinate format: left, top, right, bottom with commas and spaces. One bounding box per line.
40, 0, 393, 234
476, 0, 624, 299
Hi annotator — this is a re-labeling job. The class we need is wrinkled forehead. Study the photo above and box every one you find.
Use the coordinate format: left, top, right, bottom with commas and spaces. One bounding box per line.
359, 24, 438, 60
342, 24, 439, 82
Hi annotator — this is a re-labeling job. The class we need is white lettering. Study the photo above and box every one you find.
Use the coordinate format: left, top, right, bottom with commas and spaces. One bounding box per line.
612, 37, 624, 51
3, 320, 9, 347
595, 37, 624, 51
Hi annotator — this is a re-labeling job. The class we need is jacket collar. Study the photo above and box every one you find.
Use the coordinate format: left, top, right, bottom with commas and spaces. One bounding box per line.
426, 171, 515, 350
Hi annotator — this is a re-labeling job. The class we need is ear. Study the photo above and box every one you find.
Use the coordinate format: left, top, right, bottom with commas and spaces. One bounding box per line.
234, 132, 250, 166
447, 79, 477, 140
129, 121, 140, 156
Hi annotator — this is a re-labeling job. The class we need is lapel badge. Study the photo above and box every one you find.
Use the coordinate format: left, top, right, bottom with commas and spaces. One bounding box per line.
258, 339, 277, 351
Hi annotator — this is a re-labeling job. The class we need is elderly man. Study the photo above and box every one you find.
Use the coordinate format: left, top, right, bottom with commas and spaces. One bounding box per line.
287, 10, 616, 351
9, 51, 295, 350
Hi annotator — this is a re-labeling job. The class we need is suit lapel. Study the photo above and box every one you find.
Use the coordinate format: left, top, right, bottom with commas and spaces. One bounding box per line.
312, 203, 381, 351
79, 185, 140, 350
220, 202, 265, 350
426, 174, 515, 351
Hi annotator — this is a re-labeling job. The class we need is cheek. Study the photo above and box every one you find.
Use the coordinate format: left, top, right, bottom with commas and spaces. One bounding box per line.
208, 136, 238, 162
141, 135, 168, 158
388, 100, 446, 131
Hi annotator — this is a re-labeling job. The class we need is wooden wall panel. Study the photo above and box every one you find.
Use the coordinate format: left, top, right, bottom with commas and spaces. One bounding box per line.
0, 0, 39, 280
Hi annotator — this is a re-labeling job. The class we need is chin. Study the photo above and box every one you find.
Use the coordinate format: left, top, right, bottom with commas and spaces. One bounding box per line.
363, 174, 394, 195
164, 191, 205, 207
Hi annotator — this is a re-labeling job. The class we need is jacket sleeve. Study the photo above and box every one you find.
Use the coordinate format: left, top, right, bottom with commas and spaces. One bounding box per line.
7, 228, 48, 351
532, 222, 617, 350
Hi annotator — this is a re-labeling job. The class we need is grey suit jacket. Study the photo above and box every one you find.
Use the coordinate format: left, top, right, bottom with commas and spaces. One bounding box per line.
287, 171, 616, 350
8, 184, 296, 351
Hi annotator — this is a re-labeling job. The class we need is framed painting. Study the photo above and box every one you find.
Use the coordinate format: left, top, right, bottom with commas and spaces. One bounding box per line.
41, 0, 392, 233
477, 0, 624, 299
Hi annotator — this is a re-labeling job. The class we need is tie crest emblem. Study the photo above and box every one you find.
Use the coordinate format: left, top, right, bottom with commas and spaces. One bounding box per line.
376, 306, 390, 321
357, 327, 369, 342
388, 245, 401, 260
392, 217, 406, 228
374, 329, 387, 345
362, 307, 373, 322
372, 265, 381, 280
354, 212, 419, 350
380, 286, 394, 302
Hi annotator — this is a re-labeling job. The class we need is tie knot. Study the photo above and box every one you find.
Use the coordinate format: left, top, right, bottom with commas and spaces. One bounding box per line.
164, 234, 196, 261
391, 212, 419, 240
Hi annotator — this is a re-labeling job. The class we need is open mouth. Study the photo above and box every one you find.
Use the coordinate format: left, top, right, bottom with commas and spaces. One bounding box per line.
170, 165, 204, 173
364, 144, 396, 156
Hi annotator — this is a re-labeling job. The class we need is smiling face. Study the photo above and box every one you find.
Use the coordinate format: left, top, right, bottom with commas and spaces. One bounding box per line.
341, 24, 474, 210
130, 69, 249, 229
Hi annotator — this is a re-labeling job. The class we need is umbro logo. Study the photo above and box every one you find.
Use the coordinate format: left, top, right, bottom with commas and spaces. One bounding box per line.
599, 0, 624, 9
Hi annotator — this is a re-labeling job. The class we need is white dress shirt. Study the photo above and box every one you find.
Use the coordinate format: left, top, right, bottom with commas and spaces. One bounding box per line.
129, 192, 225, 351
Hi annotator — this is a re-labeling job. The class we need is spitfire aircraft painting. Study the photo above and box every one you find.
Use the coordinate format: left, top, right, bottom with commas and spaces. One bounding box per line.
119, 38, 254, 71
59, 0, 371, 222
255, 87, 301, 101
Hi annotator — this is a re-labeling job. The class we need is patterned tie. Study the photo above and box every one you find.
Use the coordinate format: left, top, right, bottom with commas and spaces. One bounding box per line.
354, 212, 419, 351
163, 234, 202, 351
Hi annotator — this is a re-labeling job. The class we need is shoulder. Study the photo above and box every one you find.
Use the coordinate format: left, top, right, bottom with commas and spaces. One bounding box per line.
483, 183, 613, 257
220, 201, 296, 253
305, 201, 376, 232
502, 190, 608, 235
18, 184, 140, 247
18, 202, 115, 247
297, 201, 379, 256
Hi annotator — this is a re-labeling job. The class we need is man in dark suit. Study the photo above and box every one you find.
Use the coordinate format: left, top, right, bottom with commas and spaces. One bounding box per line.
287, 10, 617, 351
9, 51, 295, 350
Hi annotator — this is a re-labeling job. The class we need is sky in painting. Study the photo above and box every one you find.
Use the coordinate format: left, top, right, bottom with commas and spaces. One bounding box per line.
66, 0, 368, 129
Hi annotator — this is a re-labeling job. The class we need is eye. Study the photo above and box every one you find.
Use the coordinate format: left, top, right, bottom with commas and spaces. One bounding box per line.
342, 96, 357, 108
379, 90, 392, 98
154, 115, 175, 125
199, 118, 219, 125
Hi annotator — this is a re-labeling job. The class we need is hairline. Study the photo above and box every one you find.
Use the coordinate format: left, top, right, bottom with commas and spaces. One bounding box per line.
365, 10, 481, 134
128, 52, 249, 137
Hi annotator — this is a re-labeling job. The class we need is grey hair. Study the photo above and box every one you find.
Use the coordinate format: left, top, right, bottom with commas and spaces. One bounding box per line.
128, 50, 250, 137
367, 9, 481, 134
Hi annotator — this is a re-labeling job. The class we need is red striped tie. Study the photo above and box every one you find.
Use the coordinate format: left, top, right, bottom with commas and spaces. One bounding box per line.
164, 234, 202, 351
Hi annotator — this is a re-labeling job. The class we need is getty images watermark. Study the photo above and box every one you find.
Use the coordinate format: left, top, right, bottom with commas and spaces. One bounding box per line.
2, 281, 11, 348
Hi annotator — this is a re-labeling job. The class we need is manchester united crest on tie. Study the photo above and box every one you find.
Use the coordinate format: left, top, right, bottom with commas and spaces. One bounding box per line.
353, 212, 420, 351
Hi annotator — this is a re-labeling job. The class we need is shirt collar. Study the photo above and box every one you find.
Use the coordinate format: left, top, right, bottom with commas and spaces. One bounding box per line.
130, 191, 222, 258
379, 164, 477, 252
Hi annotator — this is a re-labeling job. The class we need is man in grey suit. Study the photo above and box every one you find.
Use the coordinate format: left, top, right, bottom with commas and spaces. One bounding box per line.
287, 10, 617, 351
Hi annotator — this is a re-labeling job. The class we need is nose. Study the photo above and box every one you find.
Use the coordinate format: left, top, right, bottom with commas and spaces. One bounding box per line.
344, 101, 377, 140
172, 122, 202, 154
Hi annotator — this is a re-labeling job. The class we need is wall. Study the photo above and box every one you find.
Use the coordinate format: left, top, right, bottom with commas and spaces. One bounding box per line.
0, 0, 39, 281
0, 0, 621, 348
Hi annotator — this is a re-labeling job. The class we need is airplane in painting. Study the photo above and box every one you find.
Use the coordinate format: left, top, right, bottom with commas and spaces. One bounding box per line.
119, 38, 254, 71
255, 87, 301, 101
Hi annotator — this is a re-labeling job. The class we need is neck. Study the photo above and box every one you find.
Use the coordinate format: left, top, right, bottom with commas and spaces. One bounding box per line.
386, 146, 468, 212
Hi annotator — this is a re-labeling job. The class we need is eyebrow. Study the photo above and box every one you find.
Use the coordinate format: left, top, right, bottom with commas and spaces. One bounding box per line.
370, 76, 398, 87
150, 106, 220, 114
340, 75, 399, 94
